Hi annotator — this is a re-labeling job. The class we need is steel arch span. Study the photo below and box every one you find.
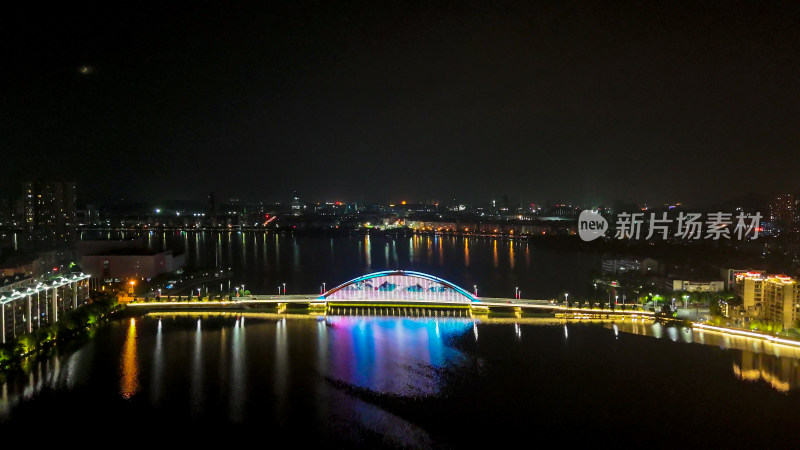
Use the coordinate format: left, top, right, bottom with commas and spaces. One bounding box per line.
320, 270, 477, 303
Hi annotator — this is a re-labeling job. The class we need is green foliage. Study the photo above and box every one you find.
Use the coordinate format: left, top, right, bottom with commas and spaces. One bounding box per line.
709, 300, 723, 317
748, 319, 785, 335
0, 345, 13, 365
17, 334, 38, 354
0, 292, 120, 371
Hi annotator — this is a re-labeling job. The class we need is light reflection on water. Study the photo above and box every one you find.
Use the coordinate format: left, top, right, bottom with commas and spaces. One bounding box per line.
120, 318, 138, 399
324, 315, 473, 396
191, 318, 203, 416
0, 342, 94, 419
3, 314, 800, 435
609, 319, 800, 392
230, 317, 246, 421
151, 318, 163, 405
78, 231, 602, 299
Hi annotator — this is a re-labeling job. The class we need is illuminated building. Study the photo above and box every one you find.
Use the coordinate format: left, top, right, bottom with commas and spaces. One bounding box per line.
671, 280, 725, 292
763, 275, 800, 330
290, 196, 303, 216
736, 272, 800, 329
735, 272, 766, 317
81, 249, 184, 282
22, 180, 77, 247
768, 193, 799, 231
207, 191, 219, 227
601, 258, 659, 275
721, 268, 764, 291
0, 272, 91, 344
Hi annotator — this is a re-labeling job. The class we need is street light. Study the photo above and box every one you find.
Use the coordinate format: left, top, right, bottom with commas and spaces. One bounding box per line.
564, 292, 569, 306
283, 282, 286, 295
474, 284, 478, 296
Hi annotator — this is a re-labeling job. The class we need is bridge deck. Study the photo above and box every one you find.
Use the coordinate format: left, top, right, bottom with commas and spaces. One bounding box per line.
128, 294, 654, 317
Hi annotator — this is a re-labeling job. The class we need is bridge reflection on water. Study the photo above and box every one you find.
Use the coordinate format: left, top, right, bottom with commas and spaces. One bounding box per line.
3, 312, 800, 430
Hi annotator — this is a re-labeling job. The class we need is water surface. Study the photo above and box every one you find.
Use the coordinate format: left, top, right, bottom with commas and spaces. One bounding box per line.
2, 314, 799, 447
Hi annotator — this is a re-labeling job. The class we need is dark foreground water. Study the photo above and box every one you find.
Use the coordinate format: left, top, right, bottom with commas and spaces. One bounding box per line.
2, 314, 799, 446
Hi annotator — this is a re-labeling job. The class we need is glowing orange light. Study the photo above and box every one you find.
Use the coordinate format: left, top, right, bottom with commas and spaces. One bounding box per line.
401, 201, 407, 205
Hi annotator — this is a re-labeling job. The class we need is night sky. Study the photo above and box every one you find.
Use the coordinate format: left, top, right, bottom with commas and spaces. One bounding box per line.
3, 1, 799, 206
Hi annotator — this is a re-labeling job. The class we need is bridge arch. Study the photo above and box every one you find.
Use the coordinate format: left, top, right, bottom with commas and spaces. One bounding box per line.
320, 270, 477, 303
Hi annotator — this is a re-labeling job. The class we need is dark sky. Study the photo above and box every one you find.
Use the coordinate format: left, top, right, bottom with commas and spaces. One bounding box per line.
2, 1, 799, 207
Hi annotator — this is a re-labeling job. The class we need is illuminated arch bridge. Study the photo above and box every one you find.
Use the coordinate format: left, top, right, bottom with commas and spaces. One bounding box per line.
319, 270, 477, 304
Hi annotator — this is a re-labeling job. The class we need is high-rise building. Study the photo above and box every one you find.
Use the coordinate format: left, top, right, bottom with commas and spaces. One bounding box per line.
736, 272, 800, 329
22, 181, 77, 247
735, 271, 766, 317
721, 268, 765, 291
207, 191, 219, 226
768, 193, 799, 231
290, 196, 303, 216
763, 275, 800, 330
0, 199, 11, 228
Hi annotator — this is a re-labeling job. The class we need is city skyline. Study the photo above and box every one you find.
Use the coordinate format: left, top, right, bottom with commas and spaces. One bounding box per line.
3, 2, 800, 205
0, 179, 788, 214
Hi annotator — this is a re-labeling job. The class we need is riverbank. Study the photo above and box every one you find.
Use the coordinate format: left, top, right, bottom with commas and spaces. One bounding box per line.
693, 322, 800, 348
0, 293, 122, 376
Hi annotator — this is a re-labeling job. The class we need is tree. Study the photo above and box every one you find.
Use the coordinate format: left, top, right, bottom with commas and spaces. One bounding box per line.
17, 334, 37, 355
0, 345, 12, 365
709, 300, 722, 317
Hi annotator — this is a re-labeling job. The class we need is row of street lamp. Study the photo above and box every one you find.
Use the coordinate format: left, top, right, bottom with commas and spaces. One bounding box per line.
165, 282, 546, 300
153, 282, 691, 304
